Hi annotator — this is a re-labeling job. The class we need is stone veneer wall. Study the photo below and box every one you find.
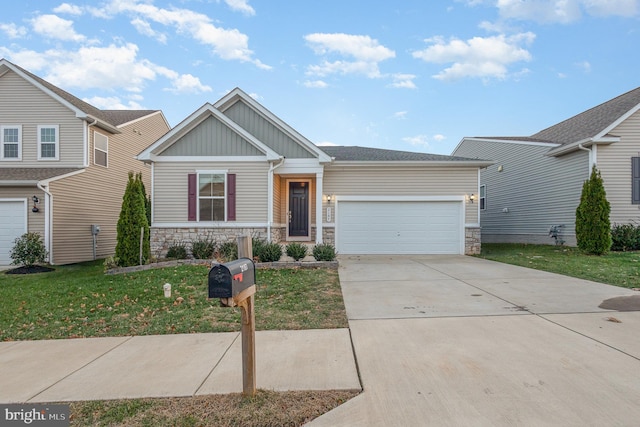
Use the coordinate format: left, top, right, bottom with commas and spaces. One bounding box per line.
151, 227, 268, 258
465, 227, 481, 255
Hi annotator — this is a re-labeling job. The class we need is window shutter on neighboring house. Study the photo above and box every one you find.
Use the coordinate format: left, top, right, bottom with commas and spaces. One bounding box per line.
188, 173, 197, 221
633, 158, 640, 204
227, 173, 236, 221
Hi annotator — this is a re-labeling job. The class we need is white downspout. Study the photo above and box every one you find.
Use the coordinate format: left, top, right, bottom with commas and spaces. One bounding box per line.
578, 143, 594, 172
85, 118, 98, 167
36, 181, 53, 264
267, 157, 285, 242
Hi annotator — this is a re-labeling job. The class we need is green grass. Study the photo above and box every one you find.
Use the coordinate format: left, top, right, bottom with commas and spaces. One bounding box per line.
478, 243, 640, 289
0, 261, 347, 341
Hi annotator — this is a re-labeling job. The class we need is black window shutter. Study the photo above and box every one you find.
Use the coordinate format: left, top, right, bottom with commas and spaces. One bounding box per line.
188, 173, 197, 221
633, 158, 640, 204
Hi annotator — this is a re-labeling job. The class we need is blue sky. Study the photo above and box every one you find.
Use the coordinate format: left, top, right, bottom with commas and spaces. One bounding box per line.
1, 0, 639, 155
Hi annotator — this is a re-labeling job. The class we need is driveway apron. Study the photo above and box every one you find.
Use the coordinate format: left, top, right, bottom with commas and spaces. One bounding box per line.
308, 255, 640, 427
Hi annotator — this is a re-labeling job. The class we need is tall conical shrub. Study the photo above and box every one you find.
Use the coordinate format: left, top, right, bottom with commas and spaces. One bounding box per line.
115, 171, 150, 266
575, 165, 611, 255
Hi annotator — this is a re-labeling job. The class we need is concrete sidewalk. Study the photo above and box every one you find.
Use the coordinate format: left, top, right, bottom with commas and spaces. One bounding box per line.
0, 329, 361, 403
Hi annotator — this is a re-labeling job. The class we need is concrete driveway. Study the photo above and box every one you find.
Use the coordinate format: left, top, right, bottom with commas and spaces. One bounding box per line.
309, 255, 640, 427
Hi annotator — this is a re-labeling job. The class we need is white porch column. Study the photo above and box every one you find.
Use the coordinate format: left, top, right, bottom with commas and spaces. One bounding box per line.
315, 171, 323, 244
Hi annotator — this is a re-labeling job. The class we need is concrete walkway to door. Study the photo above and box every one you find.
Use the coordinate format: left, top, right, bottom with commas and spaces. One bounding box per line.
308, 255, 640, 427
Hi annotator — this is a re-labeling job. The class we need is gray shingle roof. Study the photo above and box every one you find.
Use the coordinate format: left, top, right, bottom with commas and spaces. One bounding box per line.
319, 145, 483, 162
3, 59, 160, 129
531, 86, 640, 145
0, 167, 84, 183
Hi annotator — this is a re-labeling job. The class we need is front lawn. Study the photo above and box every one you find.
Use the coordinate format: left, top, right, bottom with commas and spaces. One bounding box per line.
0, 261, 348, 341
478, 243, 640, 289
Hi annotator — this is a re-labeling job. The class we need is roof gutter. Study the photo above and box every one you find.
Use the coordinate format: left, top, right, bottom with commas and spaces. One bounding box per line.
578, 143, 595, 171
326, 160, 494, 168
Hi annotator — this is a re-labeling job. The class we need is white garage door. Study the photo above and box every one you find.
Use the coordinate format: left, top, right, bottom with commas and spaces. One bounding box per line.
336, 200, 463, 254
0, 200, 27, 264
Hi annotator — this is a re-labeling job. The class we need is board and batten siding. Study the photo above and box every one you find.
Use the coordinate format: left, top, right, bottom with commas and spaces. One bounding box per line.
223, 101, 315, 159
455, 140, 588, 245
323, 166, 478, 225
0, 70, 85, 167
160, 116, 263, 157
48, 112, 169, 264
597, 109, 640, 226
153, 161, 270, 223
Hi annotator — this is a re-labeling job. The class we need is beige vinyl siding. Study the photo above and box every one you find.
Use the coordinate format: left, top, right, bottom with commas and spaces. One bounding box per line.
153, 161, 270, 223
0, 187, 45, 236
323, 166, 478, 224
0, 70, 84, 167
597, 109, 640, 225
160, 116, 263, 156
455, 140, 588, 244
48, 112, 169, 264
223, 101, 315, 159
273, 174, 282, 224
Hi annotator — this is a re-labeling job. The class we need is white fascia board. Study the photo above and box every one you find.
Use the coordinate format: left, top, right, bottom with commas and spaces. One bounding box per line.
118, 110, 169, 129
336, 195, 465, 202
214, 88, 332, 163
38, 169, 86, 186
326, 160, 494, 168
459, 137, 560, 148
275, 158, 325, 175
149, 155, 269, 163
594, 102, 640, 140
546, 135, 619, 157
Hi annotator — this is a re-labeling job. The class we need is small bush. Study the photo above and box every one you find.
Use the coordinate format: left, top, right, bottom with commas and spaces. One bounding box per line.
191, 238, 216, 259
103, 256, 119, 271
218, 241, 238, 262
260, 242, 283, 262
252, 237, 267, 261
611, 223, 640, 251
286, 242, 308, 261
312, 243, 336, 261
166, 243, 188, 259
10, 232, 48, 266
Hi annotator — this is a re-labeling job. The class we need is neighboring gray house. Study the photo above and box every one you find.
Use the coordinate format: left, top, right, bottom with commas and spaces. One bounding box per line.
453, 86, 640, 246
138, 88, 492, 256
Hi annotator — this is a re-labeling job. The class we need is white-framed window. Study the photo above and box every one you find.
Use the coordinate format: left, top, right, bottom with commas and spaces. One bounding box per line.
198, 172, 226, 221
1, 125, 22, 160
38, 125, 59, 160
480, 184, 486, 210
94, 131, 108, 167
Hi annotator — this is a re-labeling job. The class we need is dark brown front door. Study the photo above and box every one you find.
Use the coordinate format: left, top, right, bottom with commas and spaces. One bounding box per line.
288, 182, 309, 238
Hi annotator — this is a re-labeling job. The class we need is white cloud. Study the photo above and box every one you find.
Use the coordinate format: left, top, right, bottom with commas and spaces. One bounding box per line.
83, 95, 144, 110
30, 14, 86, 42
317, 141, 338, 146
303, 80, 329, 88
394, 111, 408, 119
583, 0, 639, 16
131, 18, 167, 43
413, 32, 535, 81
403, 134, 431, 148
53, 3, 84, 15
224, 0, 256, 16
0, 23, 27, 39
305, 33, 395, 78
575, 60, 591, 72
101, 0, 269, 69
433, 134, 446, 141
495, 0, 638, 23
2, 43, 212, 97
390, 73, 417, 89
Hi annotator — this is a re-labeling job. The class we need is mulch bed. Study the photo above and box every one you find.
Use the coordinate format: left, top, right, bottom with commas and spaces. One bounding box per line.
4, 265, 55, 274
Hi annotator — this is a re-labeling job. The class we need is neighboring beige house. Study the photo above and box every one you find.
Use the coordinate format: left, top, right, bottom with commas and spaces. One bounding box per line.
138, 88, 491, 256
0, 59, 170, 265
453, 86, 640, 246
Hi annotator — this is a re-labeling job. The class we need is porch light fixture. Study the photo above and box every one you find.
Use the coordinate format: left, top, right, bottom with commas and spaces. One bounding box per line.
469, 194, 475, 203
32, 195, 40, 213
326, 195, 332, 203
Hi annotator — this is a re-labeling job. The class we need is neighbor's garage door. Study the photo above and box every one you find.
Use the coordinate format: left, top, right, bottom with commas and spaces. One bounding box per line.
0, 200, 27, 264
336, 200, 463, 254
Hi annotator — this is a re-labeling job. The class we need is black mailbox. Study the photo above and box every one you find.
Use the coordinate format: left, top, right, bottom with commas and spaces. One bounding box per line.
208, 258, 256, 299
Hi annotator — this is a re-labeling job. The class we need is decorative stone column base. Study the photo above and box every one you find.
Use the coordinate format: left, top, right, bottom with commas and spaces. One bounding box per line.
465, 227, 481, 255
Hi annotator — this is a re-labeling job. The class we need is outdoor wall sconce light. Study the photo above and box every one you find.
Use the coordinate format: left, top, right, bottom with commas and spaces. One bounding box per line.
326, 195, 332, 203
32, 195, 40, 213
469, 194, 475, 203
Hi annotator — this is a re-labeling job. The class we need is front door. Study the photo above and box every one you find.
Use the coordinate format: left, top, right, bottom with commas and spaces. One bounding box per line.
288, 181, 309, 238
